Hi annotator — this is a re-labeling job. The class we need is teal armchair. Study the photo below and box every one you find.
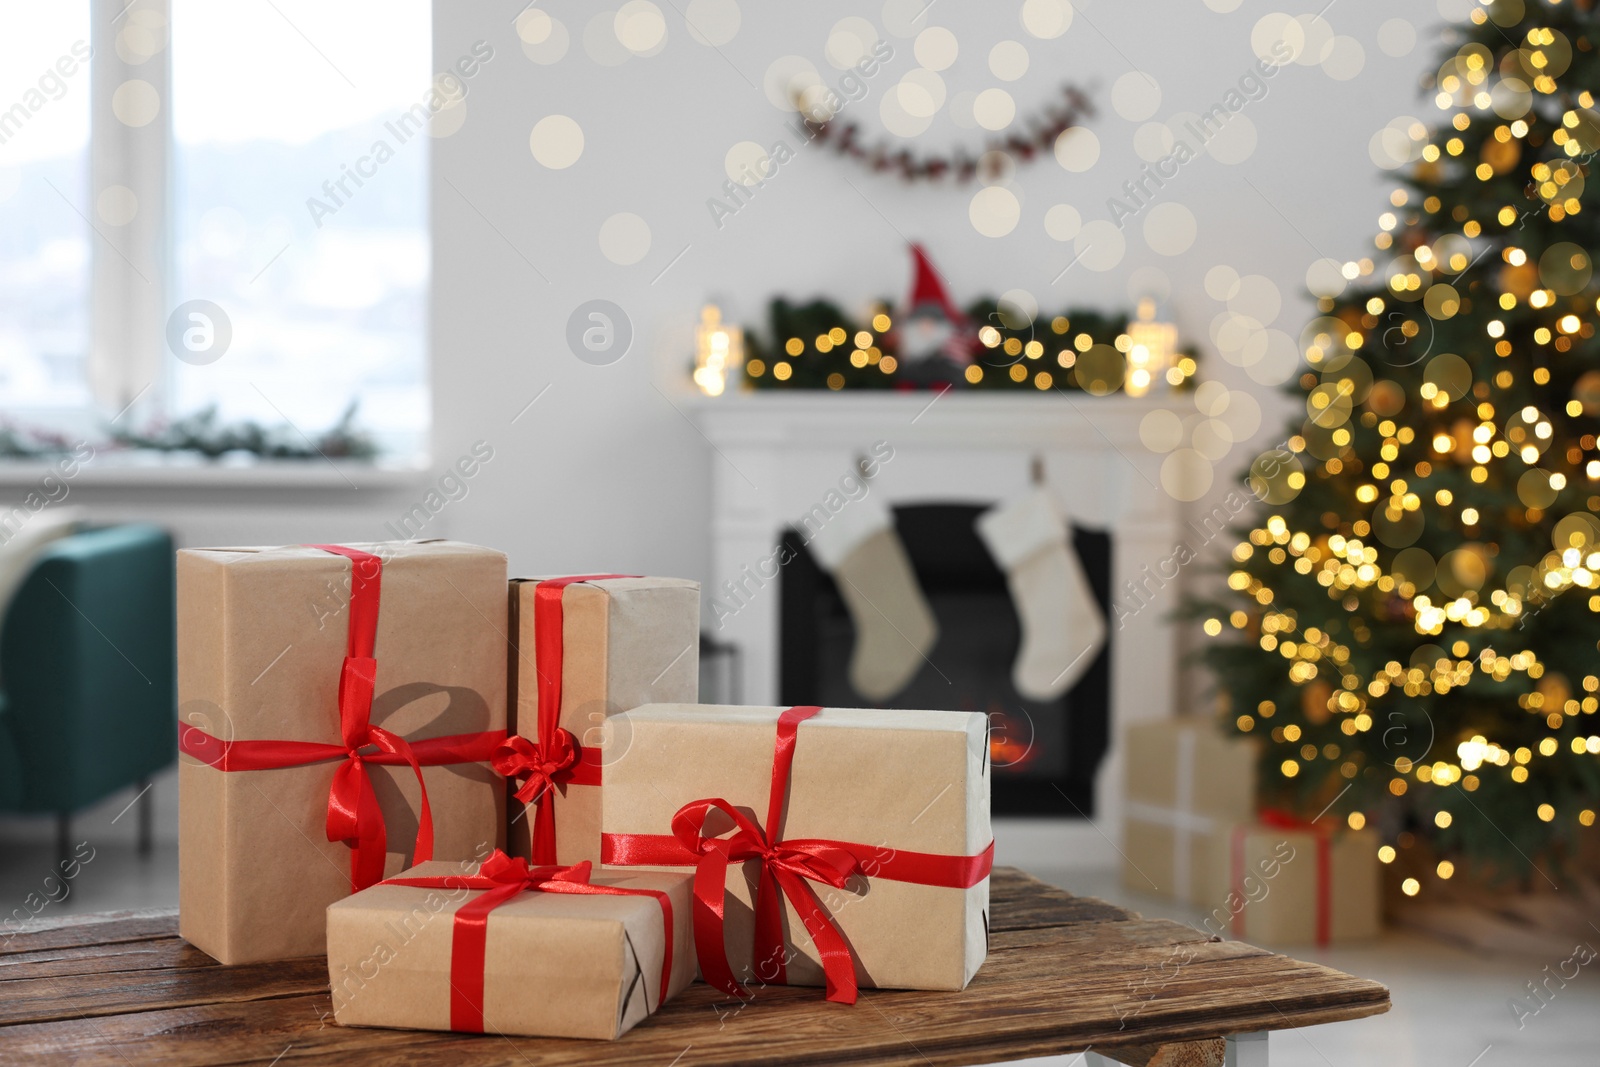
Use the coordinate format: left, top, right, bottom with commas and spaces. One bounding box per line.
0, 524, 176, 862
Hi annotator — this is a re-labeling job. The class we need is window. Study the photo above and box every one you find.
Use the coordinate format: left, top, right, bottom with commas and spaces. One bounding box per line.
0, 6, 93, 416
0, 0, 432, 463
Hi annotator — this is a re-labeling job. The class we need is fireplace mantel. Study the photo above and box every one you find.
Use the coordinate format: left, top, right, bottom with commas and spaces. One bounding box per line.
687, 391, 1194, 869
688, 391, 1172, 446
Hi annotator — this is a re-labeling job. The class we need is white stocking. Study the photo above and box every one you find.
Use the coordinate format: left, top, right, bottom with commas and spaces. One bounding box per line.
976, 489, 1106, 700
807, 500, 938, 702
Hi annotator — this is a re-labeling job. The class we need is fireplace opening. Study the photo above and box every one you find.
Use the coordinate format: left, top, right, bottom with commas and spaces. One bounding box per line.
779, 503, 1112, 816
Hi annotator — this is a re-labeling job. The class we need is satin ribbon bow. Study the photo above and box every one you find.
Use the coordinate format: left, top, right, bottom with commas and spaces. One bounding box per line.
177, 545, 507, 893
314, 545, 436, 892
600, 705, 996, 1006
440, 851, 595, 915
672, 706, 869, 1004
508, 574, 633, 863
671, 790, 866, 1004
381, 850, 675, 1033
492, 731, 581, 804
1257, 808, 1324, 833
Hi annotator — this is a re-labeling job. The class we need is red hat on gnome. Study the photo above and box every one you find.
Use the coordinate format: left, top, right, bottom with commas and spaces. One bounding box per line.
894, 244, 977, 364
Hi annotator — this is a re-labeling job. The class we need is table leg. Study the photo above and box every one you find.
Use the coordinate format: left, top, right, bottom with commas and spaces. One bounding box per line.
1225, 1032, 1267, 1066
1087, 1040, 1226, 1066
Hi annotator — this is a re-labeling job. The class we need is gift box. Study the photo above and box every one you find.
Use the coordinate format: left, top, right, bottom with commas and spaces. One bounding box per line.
178, 541, 508, 964
1121, 719, 1256, 907
497, 575, 700, 866
1227, 818, 1382, 945
326, 852, 694, 1039
601, 703, 992, 1003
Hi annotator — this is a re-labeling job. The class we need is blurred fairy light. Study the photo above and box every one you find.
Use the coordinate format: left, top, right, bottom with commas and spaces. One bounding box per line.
1200, 4, 1600, 899
693, 304, 743, 397
1124, 296, 1178, 396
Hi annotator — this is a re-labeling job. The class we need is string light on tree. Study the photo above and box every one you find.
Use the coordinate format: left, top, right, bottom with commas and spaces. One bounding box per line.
1196, 0, 1600, 897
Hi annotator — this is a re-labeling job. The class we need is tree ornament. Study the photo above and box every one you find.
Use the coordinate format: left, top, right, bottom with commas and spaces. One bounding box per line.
1194, 0, 1600, 885
1499, 260, 1540, 299
1537, 673, 1572, 712
1481, 136, 1520, 174
1574, 369, 1600, 415
1302, 679, 1334, 725
1452, 418, 1477, 464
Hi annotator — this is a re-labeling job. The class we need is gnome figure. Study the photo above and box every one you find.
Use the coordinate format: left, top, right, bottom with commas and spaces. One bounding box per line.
893, 244, 975, 386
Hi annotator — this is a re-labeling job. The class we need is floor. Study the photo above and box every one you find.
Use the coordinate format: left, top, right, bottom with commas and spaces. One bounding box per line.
1023, 867, 1600, 1067
2, 841, 1596, 1065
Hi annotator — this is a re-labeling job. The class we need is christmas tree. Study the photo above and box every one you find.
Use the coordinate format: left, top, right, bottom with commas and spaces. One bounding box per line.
1199, 0, 1600, 893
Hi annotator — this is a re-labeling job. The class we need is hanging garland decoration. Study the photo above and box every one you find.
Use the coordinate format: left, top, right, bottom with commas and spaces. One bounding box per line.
801, 84, 1094, 183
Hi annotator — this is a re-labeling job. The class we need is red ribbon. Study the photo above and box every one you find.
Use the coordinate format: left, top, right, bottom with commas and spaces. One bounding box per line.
494, 575, 632, 864
380, 851, 675, 1033
176, 544, 506, 892
1231, 808, 1332, 946
600, 705, 995, 1005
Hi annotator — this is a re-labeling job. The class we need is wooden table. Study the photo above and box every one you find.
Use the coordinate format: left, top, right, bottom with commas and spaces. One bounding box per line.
0, 868, 1388, 1065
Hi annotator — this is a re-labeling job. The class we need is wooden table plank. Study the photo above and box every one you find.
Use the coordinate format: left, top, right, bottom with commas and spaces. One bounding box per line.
0, 908, 178, 954
0, 937, 201, 983
986, 872, 1135, 930
0, 868, 1388, 1065
0, 949, 329, 1027
1095, 1039, 1226, 1067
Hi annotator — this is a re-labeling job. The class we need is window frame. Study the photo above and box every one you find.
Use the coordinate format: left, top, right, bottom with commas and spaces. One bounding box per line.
90, 0, 170, 427
3, 0, 430, 471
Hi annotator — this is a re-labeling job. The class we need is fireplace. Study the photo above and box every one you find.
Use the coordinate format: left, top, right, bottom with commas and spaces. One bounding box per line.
778, 503, 1112, 816
688, 392, 1188, 865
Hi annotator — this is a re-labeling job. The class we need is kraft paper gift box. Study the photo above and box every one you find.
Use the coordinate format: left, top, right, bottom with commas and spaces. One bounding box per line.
499, 575, 700, 867
1226, 821, 1381, 945
178, 541, 508, 965
1121, 719, 1256, 907
326, 852, 695, 1040
601, 704, 992, 1002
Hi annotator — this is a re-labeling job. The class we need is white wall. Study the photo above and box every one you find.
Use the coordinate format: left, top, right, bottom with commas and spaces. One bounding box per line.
431, 0, 1424, 596
0, 1, 1438, 847
6, 1, 1433, 640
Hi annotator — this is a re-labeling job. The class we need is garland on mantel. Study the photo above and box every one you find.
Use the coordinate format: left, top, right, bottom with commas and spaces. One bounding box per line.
739, 297, 1198, 393
802, 84, 1093, 183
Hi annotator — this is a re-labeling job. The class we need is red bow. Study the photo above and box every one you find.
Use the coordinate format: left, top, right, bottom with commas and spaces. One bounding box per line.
177, 545, 506, 892
382, 850, 675, 1032
504, 575, 631, 863
670, 792, 867, 1004
492, 731, 582, 804
1233, 808, 1333, 946
1257, 807, 1324, 833
601, 706, 996, 1005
